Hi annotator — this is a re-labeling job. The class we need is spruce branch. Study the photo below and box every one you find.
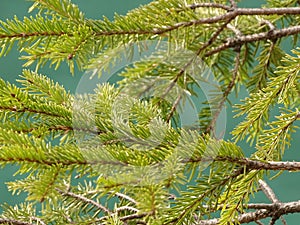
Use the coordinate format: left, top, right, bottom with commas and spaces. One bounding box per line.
205, 47, 240, 135
56, 188, 112, 214
30, 217, 46, 225
1, 1, 300, 224
258, 180, 279, 203
0, 157, 127, 167
0, 219, 34, 225
258, 17, 276, 31
0, 31, 68, 40
248, 40, 277, 92
0, 105, 69, 118
184, 3, 231, 11
167, 167, 245, 224
255, 221, 264, 225
240, 159, 300, 171
197, 200, 300, 225
166, 94, 181, 123
195, 17, 234, 54
39, 168, 60, 202
203, 202, 291, 210
188, 156, 300, 172
258, 180, 287, 225
163, 18, 233, 123
205, 24, 300, 56
226, 24, 242, 37
119, 212, 150, 222
4, 152, 300, 173
229, 0, 238, 9
115, 206, 138, 213
28, 0, 84, 22
2, 5, 300, 72
113, 192, 137, 205
93, 7, 300, 36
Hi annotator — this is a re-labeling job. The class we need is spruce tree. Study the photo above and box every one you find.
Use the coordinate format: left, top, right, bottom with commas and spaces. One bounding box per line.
0, 0, 300, 224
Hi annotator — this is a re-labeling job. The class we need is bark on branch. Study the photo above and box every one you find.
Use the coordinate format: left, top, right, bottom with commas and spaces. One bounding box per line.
205, 25, 300, 56
188, 156, 300, 171
197, 200, 300, 225
96, 7, 300, 36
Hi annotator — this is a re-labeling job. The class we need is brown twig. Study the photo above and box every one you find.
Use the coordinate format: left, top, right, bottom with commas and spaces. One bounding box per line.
39, 168, 60, 202
258, 180, 287, 225
115, 206, 138, 213
4, 152, 300, 173
197, 200, 300, 225
258, 17, 276, 31
166, 94, 181, 123
184, 3, 231, 11
30, 217, 47, 225
95, 7, 300, 37
205, 47, 241, 136
255, 220, 264, 225
2, 8, 300, 40
0, 31, 67, 39
205, 24, 300, 56
113, 192, 137, 204
258, 180, 279, 203
0, 105, 65, 118
187, 156, 300, 172
229, 0, 237, 9
120, 212, 150, 221
0, 219, 35, 225
226, 24, 242, 36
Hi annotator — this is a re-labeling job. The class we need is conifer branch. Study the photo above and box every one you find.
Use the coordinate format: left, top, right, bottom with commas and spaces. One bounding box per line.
1, 7, 298, 39
1, 1, 300, 224
113, 192, 137, 204
119, 212, 150, 222
258, 180, 279, 203
115, 206, 138, 213
3, 7, 299, 45
0, 31, 68, 39
94, 7, 300, 36
9, 125, 100, 136
197, 18, 234, 54
56, 188, 112, 214
1, 5, 300, 72
164, 18, 233, 122
0, 106, 61, 117
205, 47, 240, 135
0, 157, 128, 167
189, 157, 300, 172
205, 25, 300, 56
28, 0, 84, 22
3, 148, 300, 173
259, 18, 276, 31
184, 3, 231, 11
0, 219, 34, 225
197, 200, 300, 225
258, 179, 287, 225
166, 95, 181, 123
40, 168, 60, 202
168, 168, 245, 224
30, 217, 46, 225
203, 202, 289, 210
229, 0, 237, 9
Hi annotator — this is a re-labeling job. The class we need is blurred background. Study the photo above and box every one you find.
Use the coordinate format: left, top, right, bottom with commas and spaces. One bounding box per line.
0, 0, 299, 224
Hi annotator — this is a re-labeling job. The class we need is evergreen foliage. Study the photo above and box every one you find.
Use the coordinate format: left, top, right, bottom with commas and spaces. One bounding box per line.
0, 0, 300, 224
